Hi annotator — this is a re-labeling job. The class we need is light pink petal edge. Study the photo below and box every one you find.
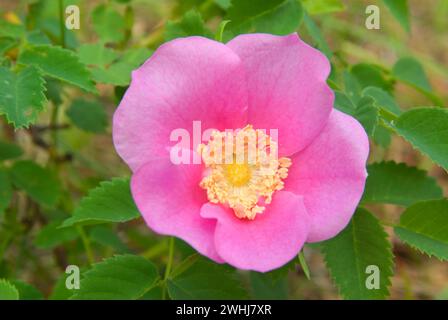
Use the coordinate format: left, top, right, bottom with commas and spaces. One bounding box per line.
226, 33, 333, 156
285, 109, 369, 242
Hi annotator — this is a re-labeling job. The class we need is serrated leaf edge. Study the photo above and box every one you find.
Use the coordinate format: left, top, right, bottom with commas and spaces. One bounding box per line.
322, 209, 394, 300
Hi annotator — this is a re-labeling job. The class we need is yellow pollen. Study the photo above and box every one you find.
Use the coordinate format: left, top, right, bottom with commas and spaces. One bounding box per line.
225, 163, 252, 186
198, 125, 292, 220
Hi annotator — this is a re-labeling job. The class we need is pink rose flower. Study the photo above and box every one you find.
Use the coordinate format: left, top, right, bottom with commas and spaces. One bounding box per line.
113, 33, 369, 272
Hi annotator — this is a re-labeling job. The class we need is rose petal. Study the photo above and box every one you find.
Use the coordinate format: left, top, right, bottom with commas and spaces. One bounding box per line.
201, 191, 309, 272
285, 109, 369, 242
114, 36, 248, 172
131, 155, 223, 262
227, 33, 333, 156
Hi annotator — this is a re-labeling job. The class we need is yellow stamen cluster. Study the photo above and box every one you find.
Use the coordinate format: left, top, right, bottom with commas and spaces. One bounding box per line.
198, 125, 292, 220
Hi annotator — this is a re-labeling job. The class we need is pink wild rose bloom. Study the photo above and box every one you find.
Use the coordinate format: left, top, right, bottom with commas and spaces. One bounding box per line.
113, 33, 369, 272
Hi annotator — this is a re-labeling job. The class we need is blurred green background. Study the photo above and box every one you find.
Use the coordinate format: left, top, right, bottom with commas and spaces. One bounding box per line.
0, 0, 447, 299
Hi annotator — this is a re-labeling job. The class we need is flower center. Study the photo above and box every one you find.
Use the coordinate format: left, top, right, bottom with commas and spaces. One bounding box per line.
198, 125, 292, 220
225, 162, 252, 187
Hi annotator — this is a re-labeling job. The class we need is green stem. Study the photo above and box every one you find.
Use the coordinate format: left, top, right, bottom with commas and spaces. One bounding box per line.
52, 1, 65, 159
142, 27, 164, 49
58, 0, 65, 48
162, 237, 175, 300
141, 240, 168, 259
50, 103, 60, 157
77, 226, 95, 265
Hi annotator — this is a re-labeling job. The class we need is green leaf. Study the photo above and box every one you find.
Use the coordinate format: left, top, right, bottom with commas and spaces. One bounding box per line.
363, 86, 401, 115
165, 10, 212, 41
167, 255, 248, 299
392, 107, 448, 171
355, 96, 379, 136
339, 80, 396, 146
334, 91, 356, 111
0, 169, 13, 217
335, 92, 378, 136
9, 280, 43, 300
0, 19, 25, 38
49, 273, 74, 300
215, 0, 231, 10
0, 279, 19, 300
121, 48, 153, 67
90, 226, 130, 253
92, 48, 152, 86
18, 45, 97, 93
250, 0, 303, 35
372, 125, 392, 148
27, 30, 51, 45
0, 66, 47, 128
298, 251, 311, 280
362, 161, 443, 206
227, 0, 303, 35
302, 0, 345, 15
71, 255, 159, 299
66, 99, 108, 133
250, 272, 288, 299
140, 286, 163, 300
61, 177, 140, 227
351, 63, 392, 91
91, 63, 132, 86
45, 78, 63, 106
173, 0, 206, 16
343, 70, 363, 104
91, 4, 125, 44
0, 141, 23, 161
395, 199, 448, 260
10, 160, 62, 207
35, 221, 78, 249
78, 43, 119, 68
0, 37, 18, 55
303, 12, 332, 58
321, 208, 394, 299
392, 57, 431, 93
382, 0, 410, 32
